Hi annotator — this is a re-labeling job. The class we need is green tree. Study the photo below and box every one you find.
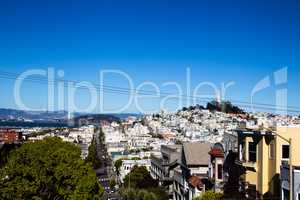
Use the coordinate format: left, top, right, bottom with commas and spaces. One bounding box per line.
121, 166, 168, 200
0, 143, 21, 167
109, 178, 116, 189
122, 188, 158, 200
147, 187, 169, 200
114, 158, 124, 175
193, 191, 223, 200
123, 166, 158, 189
85, 137, 101, 169
0, 137, 104, 200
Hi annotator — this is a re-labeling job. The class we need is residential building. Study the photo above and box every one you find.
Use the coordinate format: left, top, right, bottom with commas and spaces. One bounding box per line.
236, 126, 300, 198
209, 143, 225, 192
0, 129, 22, 143
173, 142, 211, 200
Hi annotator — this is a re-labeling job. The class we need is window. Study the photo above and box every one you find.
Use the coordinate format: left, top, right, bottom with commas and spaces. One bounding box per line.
217, 164, 223, 180
269, 142, 275, 159
248, 142, 257, 162
282, 145, 290, 159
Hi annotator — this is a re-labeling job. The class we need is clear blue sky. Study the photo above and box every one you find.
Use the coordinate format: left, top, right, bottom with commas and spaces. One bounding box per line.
0, 0, 299, 113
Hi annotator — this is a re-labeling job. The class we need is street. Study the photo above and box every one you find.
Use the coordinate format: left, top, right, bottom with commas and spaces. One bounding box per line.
94, 127, 121, 200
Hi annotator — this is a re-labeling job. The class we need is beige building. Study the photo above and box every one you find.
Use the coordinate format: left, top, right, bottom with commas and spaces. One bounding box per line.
237, 126, 300, 198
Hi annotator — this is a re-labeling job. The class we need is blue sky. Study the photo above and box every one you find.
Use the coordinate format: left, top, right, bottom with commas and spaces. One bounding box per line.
0, 0, 299, 113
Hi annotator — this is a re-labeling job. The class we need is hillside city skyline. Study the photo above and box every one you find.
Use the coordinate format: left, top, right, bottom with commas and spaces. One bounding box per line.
1, 1, 300, 200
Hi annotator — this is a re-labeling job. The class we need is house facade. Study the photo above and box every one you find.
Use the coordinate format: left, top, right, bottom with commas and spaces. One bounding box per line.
236, 126, 300, 198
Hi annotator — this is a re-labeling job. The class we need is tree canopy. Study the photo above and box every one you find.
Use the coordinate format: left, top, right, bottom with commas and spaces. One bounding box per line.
206, 100, 244, 114
193, 191, 223, 200
121, 166, 168, 200
121, 187, 169, 200
123, 165, 157, 189
85, 137, 101, 169
114, 158, 124, 175
0, 137, 104, 200
122, 188, 159, 200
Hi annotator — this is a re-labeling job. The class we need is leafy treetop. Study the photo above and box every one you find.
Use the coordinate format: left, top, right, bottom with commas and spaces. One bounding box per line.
0, 137, 104, 200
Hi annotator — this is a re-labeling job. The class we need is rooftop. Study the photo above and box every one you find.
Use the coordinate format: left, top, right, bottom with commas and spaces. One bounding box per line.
183, 142, 211, 166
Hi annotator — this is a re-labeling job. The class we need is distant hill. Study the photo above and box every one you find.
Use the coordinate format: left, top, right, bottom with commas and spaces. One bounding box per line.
0, 108, 141, 125
0, 108, 68, 122
73, 114, 120, 126
73, 113, 143, 126
110, 113, 143, 120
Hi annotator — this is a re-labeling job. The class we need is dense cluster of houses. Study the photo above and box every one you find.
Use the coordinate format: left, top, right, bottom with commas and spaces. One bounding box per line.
2, 106, 300, 199
103, 107, 300, 200
147, 126, 300, 200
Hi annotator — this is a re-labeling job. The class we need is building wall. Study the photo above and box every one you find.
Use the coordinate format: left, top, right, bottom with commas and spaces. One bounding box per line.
190, 166, 209, 175
242, 136, 258, 189
276, 127, 300, 199
210, 157, 224, 182
276, 127, 300, 172
257, 136, 274, 195
150, 155, 164, 181
245, 170, 257, 187
241, 135, 274, 196
240, 127, 300, 197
